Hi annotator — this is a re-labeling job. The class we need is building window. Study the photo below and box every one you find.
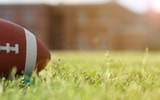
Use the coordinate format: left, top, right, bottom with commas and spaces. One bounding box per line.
77, 34, 88, 50
98, 10, 107, 24
76, 10, 86, 27
2, 8, 13, 21
23, 9, 34, 25
99, 35, 107, 50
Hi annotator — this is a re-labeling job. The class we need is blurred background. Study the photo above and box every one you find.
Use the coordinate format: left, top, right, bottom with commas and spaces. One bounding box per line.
0, 0, 160, 51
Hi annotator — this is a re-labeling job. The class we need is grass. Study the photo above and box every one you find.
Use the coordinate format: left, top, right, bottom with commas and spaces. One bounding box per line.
1, 50, 160, 100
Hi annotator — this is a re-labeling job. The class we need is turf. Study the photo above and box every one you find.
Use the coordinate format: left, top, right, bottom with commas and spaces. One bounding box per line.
1, 50, 160, 100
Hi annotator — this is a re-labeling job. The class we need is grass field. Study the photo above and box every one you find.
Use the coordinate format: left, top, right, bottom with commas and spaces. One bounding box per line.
1, 50, 160, 100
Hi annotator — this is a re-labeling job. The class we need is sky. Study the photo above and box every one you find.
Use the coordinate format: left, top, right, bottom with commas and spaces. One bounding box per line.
0, 0, 160, 13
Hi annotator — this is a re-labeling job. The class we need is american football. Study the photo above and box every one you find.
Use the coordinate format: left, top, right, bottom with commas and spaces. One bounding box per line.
0, 18, 51, 77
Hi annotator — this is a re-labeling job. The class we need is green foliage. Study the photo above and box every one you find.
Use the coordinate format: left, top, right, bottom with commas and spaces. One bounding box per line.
1, 51, 160, 100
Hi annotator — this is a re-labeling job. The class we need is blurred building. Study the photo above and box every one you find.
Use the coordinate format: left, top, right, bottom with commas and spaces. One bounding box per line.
54, 2, 149, 50
0, 2, 159, 50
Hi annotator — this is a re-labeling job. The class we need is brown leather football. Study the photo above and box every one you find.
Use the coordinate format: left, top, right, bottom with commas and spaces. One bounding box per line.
0, 18, 51, 77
